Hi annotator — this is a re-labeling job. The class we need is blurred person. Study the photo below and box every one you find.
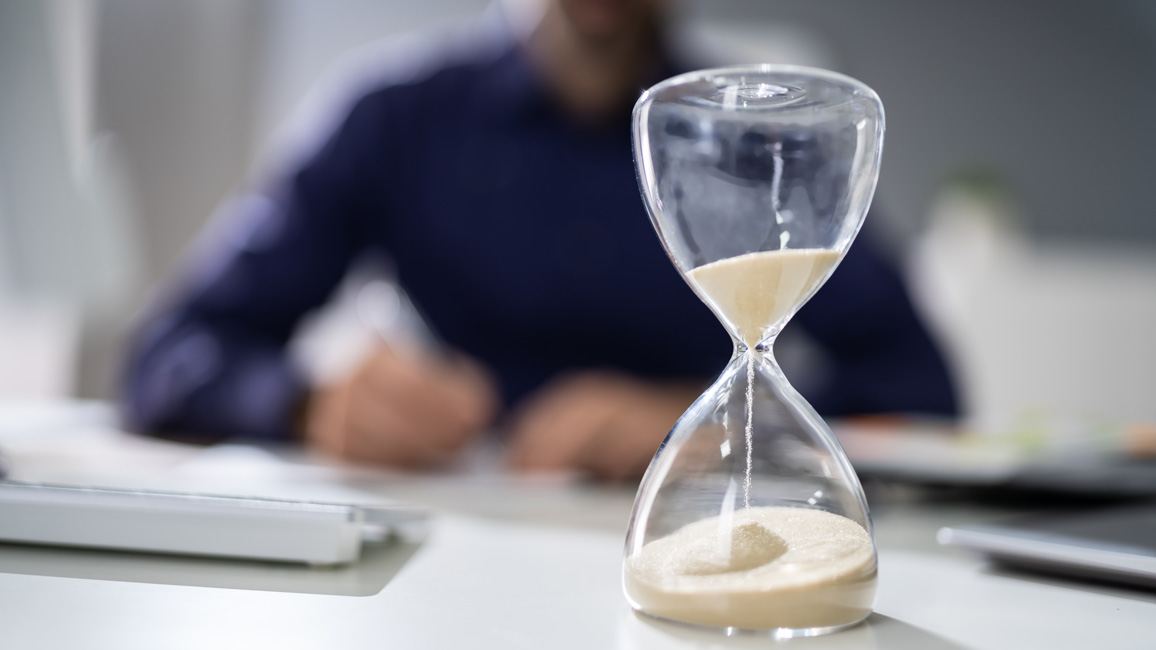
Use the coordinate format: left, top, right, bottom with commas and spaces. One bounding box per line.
121, 0, 957, 480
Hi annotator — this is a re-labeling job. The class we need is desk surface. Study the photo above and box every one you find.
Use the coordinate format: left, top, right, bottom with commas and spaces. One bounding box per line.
0, 405, 1153, 649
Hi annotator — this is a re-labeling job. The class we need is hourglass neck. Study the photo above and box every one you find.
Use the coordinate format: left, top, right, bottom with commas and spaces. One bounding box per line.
732, 337, 779, 361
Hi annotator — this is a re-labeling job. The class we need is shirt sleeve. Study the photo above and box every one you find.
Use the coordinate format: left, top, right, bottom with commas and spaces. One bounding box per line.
793, 222, 960, 418
120, 92, 388, 442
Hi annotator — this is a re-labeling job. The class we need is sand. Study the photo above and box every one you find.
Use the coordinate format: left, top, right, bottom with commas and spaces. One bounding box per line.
625, 506, 876, 631
687, 249, 841, 348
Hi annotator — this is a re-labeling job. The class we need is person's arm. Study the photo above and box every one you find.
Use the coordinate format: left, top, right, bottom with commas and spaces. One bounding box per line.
121, 93, 385, 442
793, 224, 959, 417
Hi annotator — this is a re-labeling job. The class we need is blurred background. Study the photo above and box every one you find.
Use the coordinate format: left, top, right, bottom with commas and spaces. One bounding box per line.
1, 0, 1154, 434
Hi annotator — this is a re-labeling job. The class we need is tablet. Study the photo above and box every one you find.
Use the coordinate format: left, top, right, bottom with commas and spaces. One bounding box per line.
937, 501, 1156, 589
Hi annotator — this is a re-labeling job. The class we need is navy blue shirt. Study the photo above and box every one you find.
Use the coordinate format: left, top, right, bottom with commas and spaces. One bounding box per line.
121, 28, 957, 442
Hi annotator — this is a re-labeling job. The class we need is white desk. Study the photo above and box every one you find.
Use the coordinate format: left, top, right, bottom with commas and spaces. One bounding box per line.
0, 405, 1153, 649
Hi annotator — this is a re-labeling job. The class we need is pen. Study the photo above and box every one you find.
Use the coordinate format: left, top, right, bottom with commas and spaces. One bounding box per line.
355, 276, 443, 356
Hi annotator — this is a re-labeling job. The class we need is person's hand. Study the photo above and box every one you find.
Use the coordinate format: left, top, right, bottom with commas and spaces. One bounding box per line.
302, 346, 499, 468
507, 371, 700, 481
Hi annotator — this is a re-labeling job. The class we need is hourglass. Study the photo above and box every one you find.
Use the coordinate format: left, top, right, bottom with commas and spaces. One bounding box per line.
623, 66, 885, 637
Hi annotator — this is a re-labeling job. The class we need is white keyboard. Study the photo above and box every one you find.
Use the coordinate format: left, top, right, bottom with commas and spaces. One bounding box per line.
0, 481, 425, 565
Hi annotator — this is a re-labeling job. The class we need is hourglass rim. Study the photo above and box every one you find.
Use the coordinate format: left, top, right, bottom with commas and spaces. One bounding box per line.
636, 64, 883, 115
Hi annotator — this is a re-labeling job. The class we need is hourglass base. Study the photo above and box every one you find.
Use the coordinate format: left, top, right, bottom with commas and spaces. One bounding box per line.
631, 607, 872, 639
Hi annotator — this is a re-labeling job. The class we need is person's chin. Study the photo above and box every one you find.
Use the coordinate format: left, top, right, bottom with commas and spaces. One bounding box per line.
561, 0, 650, 41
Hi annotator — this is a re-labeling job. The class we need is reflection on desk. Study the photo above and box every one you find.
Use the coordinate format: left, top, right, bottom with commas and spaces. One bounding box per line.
0, 538, 421, 597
